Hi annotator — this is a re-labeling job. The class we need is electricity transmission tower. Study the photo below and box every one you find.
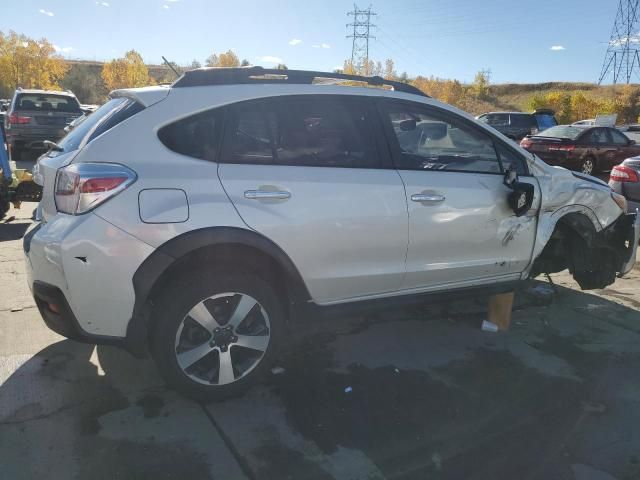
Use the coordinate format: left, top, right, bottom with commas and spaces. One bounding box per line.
598, 0, 640, 84
346, 4, 376, 73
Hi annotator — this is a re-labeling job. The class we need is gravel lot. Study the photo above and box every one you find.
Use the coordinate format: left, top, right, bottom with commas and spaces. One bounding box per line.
2, 202, 640, 480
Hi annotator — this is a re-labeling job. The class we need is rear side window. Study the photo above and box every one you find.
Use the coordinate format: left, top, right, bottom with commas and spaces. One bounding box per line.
510, 114, 536, 128
222, 96, 381, 168
54, 97, 143, 155
478, 113, 509, 127
158, 108, 223, 161
15, 93, 81, 113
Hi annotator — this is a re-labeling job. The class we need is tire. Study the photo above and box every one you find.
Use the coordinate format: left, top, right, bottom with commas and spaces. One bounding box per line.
579, 156, 596, 175
150, 269, 284, 401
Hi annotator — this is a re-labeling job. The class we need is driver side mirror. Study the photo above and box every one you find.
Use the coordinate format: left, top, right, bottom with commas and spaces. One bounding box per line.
0, 104, 7, 112
629, 139, 636, 146
504, 167, 534, 217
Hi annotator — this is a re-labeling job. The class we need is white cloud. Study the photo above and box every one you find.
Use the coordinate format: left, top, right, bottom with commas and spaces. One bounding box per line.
610, 34, 640, 46
312, 44, 320, 48
95, 1, 110, 6
162, 4, 169, 8
39, 9, 54, 16
321, 43, 330, 49
288, 38, 302, 46
550, 45, 565, 51
257, 55, 283, 64
53, 45, 74, 54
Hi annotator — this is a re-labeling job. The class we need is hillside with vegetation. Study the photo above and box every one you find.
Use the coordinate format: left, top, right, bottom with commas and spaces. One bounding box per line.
1, 29, 639, 125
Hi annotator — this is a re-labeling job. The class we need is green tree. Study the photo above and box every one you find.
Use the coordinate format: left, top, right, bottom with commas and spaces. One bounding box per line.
472, 70, 490, 99
190, 59, 201, 69
61, 63, 107, 104
276, 63, 288, 70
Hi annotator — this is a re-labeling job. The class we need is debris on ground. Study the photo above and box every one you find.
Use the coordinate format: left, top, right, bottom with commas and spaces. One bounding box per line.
10, 306, 23, 312
344, 386, 353, 393
271, 366, 286, 375
481, 320, 499, 333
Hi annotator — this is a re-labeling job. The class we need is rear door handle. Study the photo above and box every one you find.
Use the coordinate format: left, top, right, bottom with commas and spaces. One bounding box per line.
411, 193, 445, 203
244, 190, 291, 200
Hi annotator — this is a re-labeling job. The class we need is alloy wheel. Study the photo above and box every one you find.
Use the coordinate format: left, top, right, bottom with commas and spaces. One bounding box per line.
174, 292, 271, 386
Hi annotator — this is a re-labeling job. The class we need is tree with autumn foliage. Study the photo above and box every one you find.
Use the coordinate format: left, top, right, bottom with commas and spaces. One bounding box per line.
101, 50, 150, 91
0, 31, 69, 97
206, 50, 241, 68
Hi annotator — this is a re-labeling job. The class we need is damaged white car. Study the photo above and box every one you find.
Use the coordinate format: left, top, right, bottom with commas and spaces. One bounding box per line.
24, 67, 640, 400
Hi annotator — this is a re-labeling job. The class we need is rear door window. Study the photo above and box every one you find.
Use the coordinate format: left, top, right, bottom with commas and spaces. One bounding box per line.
53, 97, 143, 155
478, 113, 509, 127
510, 114, 536, 128
15, 93, 81, 113
221, 96, 382, 169
609, 128, 630, 146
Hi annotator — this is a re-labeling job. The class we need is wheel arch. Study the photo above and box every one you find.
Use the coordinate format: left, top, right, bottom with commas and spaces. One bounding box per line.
125, 227, 311, 356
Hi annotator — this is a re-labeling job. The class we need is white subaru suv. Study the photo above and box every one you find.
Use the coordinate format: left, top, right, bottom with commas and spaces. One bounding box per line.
24, 67, 640, 400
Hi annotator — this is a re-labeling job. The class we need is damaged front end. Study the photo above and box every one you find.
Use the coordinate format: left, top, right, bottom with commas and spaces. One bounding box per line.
530, 211, 639, 290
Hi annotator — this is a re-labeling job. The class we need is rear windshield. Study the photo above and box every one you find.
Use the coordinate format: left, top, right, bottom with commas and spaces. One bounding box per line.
510, 114, 537, 128
15, 93, 81, 113
52, 97, 143, 155
535, 113, 558, 130
536, 125, 582, 139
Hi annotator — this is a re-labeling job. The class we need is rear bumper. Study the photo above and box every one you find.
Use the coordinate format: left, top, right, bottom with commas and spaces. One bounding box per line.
7, 130, 65, 150
32, 281, 125, 347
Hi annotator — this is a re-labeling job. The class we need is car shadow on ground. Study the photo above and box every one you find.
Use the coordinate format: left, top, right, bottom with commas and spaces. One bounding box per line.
0, 221, 29, 242
2, 283, 640, 480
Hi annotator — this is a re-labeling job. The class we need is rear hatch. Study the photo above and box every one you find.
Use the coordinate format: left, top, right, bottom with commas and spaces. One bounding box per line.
36, 97, 145, 221
10, 93, 82, 138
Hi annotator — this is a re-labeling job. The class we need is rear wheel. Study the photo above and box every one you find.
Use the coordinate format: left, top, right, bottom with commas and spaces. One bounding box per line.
580, 156, 596, 175
150, 269, 284, 401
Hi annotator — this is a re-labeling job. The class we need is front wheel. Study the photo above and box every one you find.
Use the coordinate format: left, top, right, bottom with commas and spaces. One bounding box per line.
150, 270, 284, 401
579, 157, 596, 175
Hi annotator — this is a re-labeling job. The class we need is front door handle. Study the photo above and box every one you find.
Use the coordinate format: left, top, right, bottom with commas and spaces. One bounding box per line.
244, 190, 291, 200
411, 193, 445, 203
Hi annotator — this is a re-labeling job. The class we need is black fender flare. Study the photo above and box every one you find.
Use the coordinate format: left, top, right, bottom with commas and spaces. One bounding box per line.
125, 227, 311, 356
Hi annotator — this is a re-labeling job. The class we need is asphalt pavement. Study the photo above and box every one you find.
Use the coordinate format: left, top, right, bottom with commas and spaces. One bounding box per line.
2, 204, 640, 479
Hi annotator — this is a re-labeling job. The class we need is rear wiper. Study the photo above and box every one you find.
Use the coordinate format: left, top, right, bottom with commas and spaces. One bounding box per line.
43, 140, 63, 152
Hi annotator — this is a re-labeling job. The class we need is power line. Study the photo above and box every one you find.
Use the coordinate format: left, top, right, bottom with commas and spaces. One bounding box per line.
598, 0, 640, 84
346, 4, 376, 72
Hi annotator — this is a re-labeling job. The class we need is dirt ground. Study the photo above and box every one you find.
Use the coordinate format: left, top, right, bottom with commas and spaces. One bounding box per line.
2, 202, 640, 480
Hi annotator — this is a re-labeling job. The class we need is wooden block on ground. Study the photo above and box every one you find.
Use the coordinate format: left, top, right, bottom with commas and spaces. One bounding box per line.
488, 292, 515, 331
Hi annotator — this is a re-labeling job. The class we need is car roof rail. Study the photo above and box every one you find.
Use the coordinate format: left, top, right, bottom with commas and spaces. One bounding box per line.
172, 66, 428, 97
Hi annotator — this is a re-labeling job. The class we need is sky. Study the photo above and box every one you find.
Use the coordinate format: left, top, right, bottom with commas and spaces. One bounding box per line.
0, 0, 621, 84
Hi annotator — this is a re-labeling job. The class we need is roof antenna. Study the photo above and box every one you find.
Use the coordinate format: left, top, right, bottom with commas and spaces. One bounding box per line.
162, 56, 181, 79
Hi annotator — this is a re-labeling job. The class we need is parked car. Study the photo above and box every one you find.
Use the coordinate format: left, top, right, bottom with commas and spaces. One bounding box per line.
476, 110, 558, 140
572, 119, 595, 126
609, 157, 640, 212
520, 125, 640, 175
4, 88, 83, 160
24, 67, 639, 400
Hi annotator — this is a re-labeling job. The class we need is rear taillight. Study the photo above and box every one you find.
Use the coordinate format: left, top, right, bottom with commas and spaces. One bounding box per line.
610, 165, 639, 183
54, 163, 136, 215
8, 113, 31, 125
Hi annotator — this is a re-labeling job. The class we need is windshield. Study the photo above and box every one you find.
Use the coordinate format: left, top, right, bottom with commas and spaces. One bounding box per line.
53, 97, 129, 155
536, 125, 582, 139
15, 93, 81, 113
